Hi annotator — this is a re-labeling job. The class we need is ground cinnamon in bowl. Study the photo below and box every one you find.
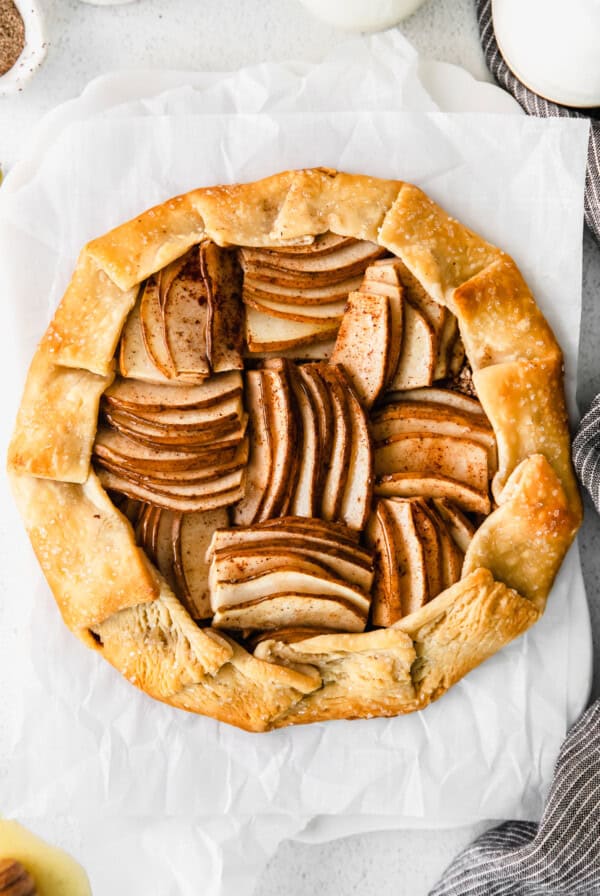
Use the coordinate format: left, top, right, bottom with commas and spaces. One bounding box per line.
0, 0, 25, 76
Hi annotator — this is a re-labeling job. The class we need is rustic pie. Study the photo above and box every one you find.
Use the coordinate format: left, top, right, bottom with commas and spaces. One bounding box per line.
8, 168, 581, 732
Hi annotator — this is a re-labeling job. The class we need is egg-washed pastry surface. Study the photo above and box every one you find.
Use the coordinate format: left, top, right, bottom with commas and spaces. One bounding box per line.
8, 169, 581, 731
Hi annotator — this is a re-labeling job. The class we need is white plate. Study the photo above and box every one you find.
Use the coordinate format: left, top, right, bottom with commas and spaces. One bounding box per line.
0, 0, 47, 98
420, 58, 522, 115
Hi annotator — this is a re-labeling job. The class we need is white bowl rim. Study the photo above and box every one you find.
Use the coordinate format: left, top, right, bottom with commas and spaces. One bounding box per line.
0, 0, 47, 96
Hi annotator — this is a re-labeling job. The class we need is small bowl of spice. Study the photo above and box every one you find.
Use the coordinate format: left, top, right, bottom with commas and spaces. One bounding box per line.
0, 0, 46, 96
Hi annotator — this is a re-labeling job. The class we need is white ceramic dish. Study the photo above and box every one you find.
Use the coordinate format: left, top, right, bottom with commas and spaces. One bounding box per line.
0, 0, 46, 97
493, 0, 600, 108
78, 0, 137, 4
297, 0, 427, 32
419, 58, 522, 115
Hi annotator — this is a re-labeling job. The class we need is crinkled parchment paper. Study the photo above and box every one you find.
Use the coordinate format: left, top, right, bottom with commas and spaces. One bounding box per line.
0, 31, 591, 896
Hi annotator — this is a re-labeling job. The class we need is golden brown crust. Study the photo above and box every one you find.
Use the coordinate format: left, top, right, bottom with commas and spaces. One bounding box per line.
45, 250, 140, 376
396, 569, 539, 703
451, 255, 562, 369
9, 469, 159, 643
87, 191, 206, 291
378, 183, 499, 306
8, 348, 112, 483
92, 582, 233, 688
93, 588, 321, 732
463, 455, 579, 612
270, 169, 403, 243
256, 628, 418, 726
8, 169, 582, 731
191, 170, 297, 248
473, 358, 581, 512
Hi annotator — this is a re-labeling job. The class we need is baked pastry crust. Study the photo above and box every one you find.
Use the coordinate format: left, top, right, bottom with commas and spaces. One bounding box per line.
7, 169, 582, 732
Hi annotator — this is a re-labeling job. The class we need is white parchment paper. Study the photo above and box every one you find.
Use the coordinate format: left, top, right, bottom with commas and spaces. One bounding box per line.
0, 32, 592, 896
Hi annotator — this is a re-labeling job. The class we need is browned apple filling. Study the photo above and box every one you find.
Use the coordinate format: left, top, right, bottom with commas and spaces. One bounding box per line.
93, 233, 497, 642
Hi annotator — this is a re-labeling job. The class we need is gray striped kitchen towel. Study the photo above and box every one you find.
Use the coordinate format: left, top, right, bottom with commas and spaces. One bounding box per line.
573, 394, 600, 511
430, 699, 600, 894
476, 0, 600, 244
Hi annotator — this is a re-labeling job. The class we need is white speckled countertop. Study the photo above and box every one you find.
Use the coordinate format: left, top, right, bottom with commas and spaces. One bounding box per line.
1, 1, 599, 893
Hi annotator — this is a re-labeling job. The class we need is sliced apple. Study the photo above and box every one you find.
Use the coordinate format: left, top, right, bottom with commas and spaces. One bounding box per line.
151, 507, 179, 593
245, 306, 339, 352
213, 593, 367, 633
134, 467, 244, 499
318, 364, 352, 521
371, 402, 496, 464
200, 240, 244, 373
432, 498, 476, 552
426, 504, 464, 590
249, 232, 354, 258
119, 298, 172, 384
149, 505, 164, 558
240, 240, 385, 282
211, 566, 370, 615
387, 387, 486, 418
243, 275, 364, 306
135, 503, 156, 553
255, 515, 362, 548
233, 371, 271, 526
117, 463, 246, 488
410, 499, 443, 600
372, 400, 492, 432
211, 551, 338, 602
172, 507, 228, 619
374, 433, 489, 493
249, 340, 337, 362
157, 255, 188, 310
108, 440, 249, 484
104, 371, 243, 412
211, 541, 372, 592
288, 365, 321, 518
162, 250, 210, 377
375, 473, 490, 515
253, 239, 384, 273
96, 467, 244, 513
145, 506, 161, 556
104, 407, 246, 447
131, 393, 244, 430
446, 333, 466, 377
330, 291, 390, 409
96, 460, 244, 499
297, 364, 333, 497
375, 256, 446, 334
140, 276, 177, 378
360, 263, 404, 387
94, 426, 242, 471
365, 502, 402, 626
104, 403, 242, 436
249, 626, 337, 649
334, 365, 374, 531
256, 366, 298, 520
119, 496, 143, 525
384, 498, 428, 618
433, 313, 458, 380
388, 302, 435, 390
243, 291, 346, 323
242, 265, 365, 290
208, 526, 372, 569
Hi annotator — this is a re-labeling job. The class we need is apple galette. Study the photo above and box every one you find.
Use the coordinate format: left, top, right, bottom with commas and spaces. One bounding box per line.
8, 169, 581, 731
